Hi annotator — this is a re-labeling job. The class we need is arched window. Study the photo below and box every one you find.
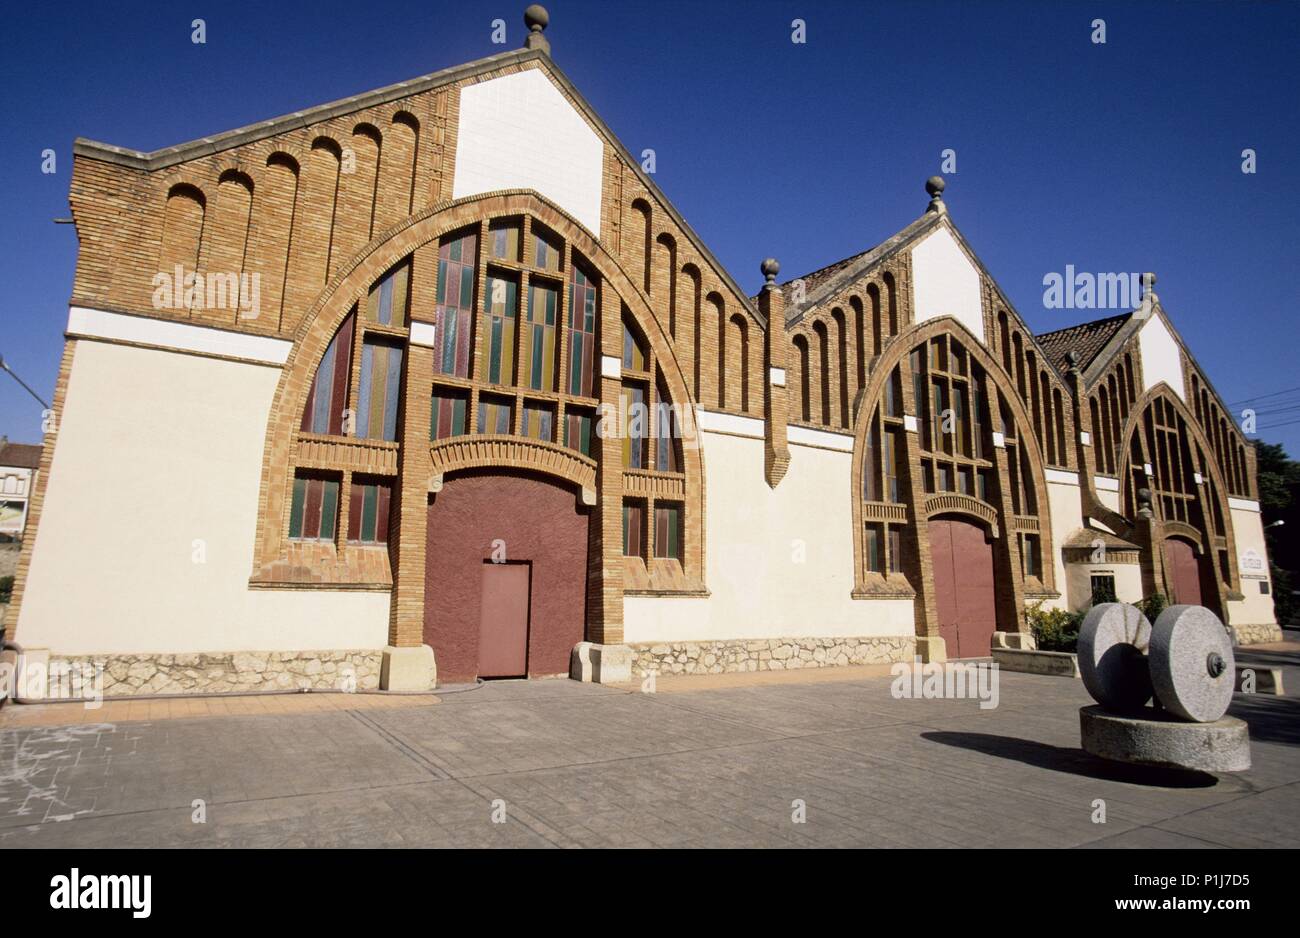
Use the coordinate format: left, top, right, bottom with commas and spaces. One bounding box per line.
301, 311, 355, 435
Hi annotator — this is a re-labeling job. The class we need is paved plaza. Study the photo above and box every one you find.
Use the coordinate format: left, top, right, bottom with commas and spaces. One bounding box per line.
2, 642, 1298, 848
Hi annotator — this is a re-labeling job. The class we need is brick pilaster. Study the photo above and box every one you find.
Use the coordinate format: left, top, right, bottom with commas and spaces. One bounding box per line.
757, 260, 790, 489
387, 244, 437, 648
586, 286, 624, 644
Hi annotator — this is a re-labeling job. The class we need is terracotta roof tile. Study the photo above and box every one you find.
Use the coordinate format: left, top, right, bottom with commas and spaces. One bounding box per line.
0, 442, 42, 469
1035, 312, 1132, 374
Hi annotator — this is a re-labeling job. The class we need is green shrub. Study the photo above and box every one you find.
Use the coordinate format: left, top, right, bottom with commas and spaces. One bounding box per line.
0, 575, 12, 604
1026, 601, 1084, 652
1134, 593, 1168, 623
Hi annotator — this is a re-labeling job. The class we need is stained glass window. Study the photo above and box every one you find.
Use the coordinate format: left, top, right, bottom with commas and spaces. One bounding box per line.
523, 281, 559, 391
565, 407, 594, 456
481, 272, 518, 385
488, 218, 521, 261
366, 262, 409, 326
300, 313, 355, 435
534, 227, 562, 272
357, 338, 403, 441
431, 388, 468, 439
289, 475, 339, 541
434, 233, 476, 377
623, 320, 647, 371
568, 264, 597, 397
622, 501, 645, 557
621, 383, 647, 469
348, 479, 392, 544
654, 504, 682, 561
477, 393, 513, 434
522, 401, 554, 441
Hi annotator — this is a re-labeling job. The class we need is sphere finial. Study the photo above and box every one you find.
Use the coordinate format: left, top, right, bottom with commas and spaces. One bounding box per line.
925, 175, 947, 214
524, 5, 550, 54
761, 257, 780, 285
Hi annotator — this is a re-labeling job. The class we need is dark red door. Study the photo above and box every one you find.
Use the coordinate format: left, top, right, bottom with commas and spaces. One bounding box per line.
929, 517, 999, 658
478, 562, 530, 678
1163, 537, 1202, 606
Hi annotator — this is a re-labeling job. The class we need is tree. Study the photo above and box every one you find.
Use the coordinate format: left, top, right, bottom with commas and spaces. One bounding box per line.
1257, 441, 1300, 625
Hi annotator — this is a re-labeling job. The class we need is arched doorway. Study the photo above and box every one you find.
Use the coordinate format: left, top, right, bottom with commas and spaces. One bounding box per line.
1163, 536, 1208, 607
928, 514, 999, 658
423, 469, 592, 683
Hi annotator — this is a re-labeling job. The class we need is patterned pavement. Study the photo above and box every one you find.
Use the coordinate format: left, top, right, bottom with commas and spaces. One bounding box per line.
2, 648, 1298, 848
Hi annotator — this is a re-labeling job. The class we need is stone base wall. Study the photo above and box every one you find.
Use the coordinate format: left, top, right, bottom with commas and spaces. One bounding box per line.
42, 650, 383, 699
1231, 623, 1285, 646
629, 635, 915, 677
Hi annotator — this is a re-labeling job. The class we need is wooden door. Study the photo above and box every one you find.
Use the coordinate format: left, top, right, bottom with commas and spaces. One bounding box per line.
929, 518, 999, 658
478, 562, 530, 678
1163, 537, 1202, 606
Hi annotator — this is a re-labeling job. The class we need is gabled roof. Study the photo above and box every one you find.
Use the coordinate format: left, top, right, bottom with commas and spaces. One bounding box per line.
1061, 527, 1140, 551
1036, 311, 1133, 375
771, 213, 941, 325
73, 48, 535, 171
0, 441, 42, 470
73, 45, 765, 329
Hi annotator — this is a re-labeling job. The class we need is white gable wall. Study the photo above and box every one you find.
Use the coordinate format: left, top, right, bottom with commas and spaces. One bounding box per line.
1138, 311, 1185, 400
453, 69, 604, 237
910, 225, 985, 343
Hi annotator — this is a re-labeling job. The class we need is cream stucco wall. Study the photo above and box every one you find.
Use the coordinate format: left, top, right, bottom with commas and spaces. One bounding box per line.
623, 430, 915, 643
17, 340, 390, 655
1063, 562, 1144, 612
1226, 503, 1277, 628
1041, 473, 1085, 612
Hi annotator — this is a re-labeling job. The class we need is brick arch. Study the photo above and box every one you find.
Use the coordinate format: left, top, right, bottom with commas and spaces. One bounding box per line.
1117, 383, 1241, 598
848, 316, 1056, 652
429, 436, 597, 502
251, 190, 705, 588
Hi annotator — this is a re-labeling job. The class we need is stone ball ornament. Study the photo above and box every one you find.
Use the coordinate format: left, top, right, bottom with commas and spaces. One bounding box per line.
1077, 603, 1152, 713
1147, 604, 1236, 723
524, 4, 549, 31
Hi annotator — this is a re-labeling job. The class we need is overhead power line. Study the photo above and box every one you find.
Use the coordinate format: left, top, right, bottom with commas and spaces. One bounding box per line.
1229, 385, 1300, 406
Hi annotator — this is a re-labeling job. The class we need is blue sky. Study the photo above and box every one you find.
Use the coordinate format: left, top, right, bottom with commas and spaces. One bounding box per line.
1, 0, 1297, 455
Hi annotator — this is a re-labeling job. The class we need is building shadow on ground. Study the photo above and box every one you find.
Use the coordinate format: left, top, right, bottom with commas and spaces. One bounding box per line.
1227, 693, 1300, 746
920, 731, 1224, 789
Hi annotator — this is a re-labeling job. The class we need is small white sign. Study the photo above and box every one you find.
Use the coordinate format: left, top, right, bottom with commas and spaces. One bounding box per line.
769, 366, 787, 388
992, 431, 1006, 449
903, 415, 919, 433
409, 321, 437, 348
601, 355, 621, 379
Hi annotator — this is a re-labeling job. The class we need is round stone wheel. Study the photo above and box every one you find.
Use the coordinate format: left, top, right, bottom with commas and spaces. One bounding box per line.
1148, 605, 1235, 723
1078, 603, 1153, 712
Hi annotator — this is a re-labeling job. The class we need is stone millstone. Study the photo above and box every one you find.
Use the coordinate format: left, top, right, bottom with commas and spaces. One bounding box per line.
1149, 605, 1235, 722
1077, 603, 1153, 712
1079, 705, 1251, 772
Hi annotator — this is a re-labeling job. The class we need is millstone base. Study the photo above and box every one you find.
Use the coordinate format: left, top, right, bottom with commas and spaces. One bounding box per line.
1079, 705, 1251, 772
